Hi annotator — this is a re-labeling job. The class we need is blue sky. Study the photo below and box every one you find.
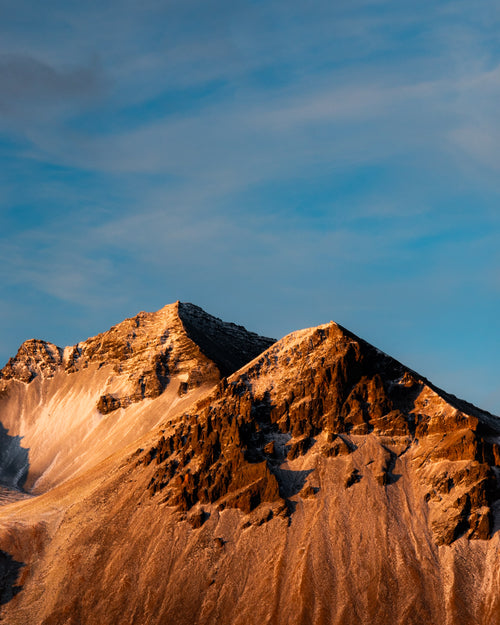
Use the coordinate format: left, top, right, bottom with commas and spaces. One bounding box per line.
0, 0, 499, 413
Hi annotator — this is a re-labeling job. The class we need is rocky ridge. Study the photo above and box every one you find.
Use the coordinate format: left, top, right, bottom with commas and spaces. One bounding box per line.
0, 302, 275, 414
140, 321, 500, 545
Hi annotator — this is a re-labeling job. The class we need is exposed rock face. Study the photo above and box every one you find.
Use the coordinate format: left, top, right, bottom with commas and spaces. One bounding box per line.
0, 340, 62, 384
0, 302, 274, 411
61, 302, 274, 410
138, 322, 500, 545
0, 302, 275, 492
0, 306, 498, 625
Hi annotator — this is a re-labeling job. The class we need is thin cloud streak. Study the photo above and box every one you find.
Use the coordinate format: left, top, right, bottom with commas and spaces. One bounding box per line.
0, 0, 498, 413
9, 58, 500, 202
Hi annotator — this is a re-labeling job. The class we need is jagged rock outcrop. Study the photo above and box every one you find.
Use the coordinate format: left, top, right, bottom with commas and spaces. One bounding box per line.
0, 305, 498, 625
0, 340, 62, 384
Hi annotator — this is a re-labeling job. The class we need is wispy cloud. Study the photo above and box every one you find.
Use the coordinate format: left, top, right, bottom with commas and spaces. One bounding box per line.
0, 0, 498, 412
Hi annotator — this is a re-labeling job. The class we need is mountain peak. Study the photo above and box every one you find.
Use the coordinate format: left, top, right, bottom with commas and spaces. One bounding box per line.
0, 339, 63, 384
0, 302, 275, 493
1, 302, 275, 388
0, 304, 499, 625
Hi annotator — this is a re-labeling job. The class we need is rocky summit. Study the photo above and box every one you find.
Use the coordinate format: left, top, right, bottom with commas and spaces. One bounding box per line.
0, 303, 499, 625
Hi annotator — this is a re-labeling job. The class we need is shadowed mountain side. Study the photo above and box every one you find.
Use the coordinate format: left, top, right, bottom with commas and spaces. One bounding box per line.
0, 424, 28, 491
177, 302, 275, 378
0, 550, 24, 606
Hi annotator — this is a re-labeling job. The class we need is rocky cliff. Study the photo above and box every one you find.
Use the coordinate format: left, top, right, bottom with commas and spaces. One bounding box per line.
0, 305, 498, 625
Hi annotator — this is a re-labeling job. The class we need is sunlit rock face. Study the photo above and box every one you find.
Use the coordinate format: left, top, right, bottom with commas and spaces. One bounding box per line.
0, 304, 499, 625
0, 302, 275, 492
0, 339, 63, 384
141, 321, 500, 546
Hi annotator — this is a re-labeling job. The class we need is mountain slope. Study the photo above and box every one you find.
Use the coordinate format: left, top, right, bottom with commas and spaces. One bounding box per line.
0, 307, 499, 625
0, 302, 274, 493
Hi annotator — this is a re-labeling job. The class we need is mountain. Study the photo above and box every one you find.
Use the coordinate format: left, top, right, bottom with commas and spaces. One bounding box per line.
0, 301, 274, 493
0, 303, 499, 625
